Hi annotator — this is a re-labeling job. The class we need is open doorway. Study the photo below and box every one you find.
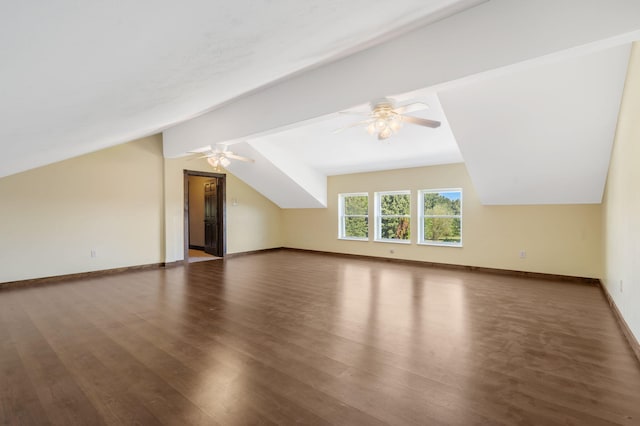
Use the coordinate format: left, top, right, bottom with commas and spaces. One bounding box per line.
184, 170, 226, 263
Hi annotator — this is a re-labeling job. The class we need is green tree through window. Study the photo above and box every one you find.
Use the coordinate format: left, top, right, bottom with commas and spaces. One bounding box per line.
339, 193, 368, 239
420, 189, 462, 246
375, 191, 411, 241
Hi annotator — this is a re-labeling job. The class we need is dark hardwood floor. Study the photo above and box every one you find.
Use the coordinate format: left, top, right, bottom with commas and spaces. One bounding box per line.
1, 250, 639, 425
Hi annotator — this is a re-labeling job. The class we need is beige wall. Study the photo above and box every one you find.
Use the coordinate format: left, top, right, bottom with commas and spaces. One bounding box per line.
0, 134, 284, 283
163, 157, 283, 262
602, 42, 640, 341
188, 176, 208, 247
0, 135, 165, 283
0, 133, 606, 284
282, 163, 602, 278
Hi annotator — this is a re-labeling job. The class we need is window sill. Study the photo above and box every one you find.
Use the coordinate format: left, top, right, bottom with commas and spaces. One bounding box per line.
374, 239, 411, 244
418, 242, 463, 248
338, 237, 369, 242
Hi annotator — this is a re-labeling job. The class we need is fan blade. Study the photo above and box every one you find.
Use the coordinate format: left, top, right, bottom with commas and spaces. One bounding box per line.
395, 102, 429, 114
225, 153, 254, 163
333, 119, 373, 134
188, 153, 214, 160
338, 110, 370, 117
187, 145, 213, 154
401, 115, 441, 128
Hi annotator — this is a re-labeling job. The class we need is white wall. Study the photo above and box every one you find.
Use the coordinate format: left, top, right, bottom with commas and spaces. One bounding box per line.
602, 42, 640, 341
0, 135, 165, 283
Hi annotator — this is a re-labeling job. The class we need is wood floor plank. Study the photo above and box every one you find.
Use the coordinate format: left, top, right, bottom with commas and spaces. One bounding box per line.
18, 290, 164, 426
72, 260, 636, 422
67, 275, 392, 425
127, 276, 632, 425
155, 264, 633, 402
1, 250, 639, 425
0, 316, 51, 426
0, 294, 105, 426
63, 266, 620, 422
29, 283, 225, 426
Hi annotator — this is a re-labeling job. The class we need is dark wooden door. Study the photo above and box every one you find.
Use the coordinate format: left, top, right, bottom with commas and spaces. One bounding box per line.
204, 179, 222, 256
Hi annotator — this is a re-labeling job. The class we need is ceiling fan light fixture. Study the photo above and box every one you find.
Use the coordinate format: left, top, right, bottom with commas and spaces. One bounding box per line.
189, 145, 254, 170
374, 118, 387, 129
389, 117, 402, 132
335, 97, 440, 141
379, 127, 392, 139
368, 101, 405, 140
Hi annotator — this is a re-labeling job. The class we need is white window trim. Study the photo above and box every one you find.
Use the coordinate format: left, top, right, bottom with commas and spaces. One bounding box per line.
374, 190, 411, 244
338, 192, 369, 241
418, 188, 463, 247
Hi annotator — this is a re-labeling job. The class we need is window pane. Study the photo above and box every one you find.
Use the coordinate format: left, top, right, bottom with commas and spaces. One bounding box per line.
380, 193, 410, 216
380, 217, 410, 240
423, 217, 461, 244
344, 195, 368, 215
423, 191, 461, 215
344, 217, 368, 238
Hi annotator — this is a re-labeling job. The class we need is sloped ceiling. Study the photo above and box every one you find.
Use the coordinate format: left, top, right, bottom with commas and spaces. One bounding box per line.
439, 45, 631, 204
2, 1, 639, 208
0, 0, 477, 178
165, 0, 640, 207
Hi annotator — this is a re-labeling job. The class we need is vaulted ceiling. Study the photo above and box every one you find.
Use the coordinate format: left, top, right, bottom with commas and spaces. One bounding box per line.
0, 0, 476, 179
2, 1, 639, 208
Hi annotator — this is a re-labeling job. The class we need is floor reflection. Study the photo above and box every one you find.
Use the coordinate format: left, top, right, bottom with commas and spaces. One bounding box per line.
8, 250, 633, 424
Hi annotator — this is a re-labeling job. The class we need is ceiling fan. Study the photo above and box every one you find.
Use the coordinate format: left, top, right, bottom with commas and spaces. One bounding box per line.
188, 145, 254, 170
336, 98, 441, 140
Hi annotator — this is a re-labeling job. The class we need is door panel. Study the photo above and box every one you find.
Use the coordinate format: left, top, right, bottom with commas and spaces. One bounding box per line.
204, 179, 220, 256
185, 171, 226, 261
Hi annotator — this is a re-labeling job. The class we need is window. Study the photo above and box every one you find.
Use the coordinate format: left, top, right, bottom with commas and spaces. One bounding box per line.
338, 193, 369, 240
375, 191, 411, 243
419, 189, 462, 246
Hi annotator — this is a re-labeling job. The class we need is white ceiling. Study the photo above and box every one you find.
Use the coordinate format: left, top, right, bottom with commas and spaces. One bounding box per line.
165, 0, 640, 207
439, 45, 631, 204
0, 0, 477, 178
2, 1, 639, 208
222, 39, 629, 207
249, 93, 461, 176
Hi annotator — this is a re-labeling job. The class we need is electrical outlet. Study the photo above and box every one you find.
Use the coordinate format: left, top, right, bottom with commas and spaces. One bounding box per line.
389, 249, 395, 254
620, 280, 624, 293
519, 250, 526, 259
90, 249, 97, 258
